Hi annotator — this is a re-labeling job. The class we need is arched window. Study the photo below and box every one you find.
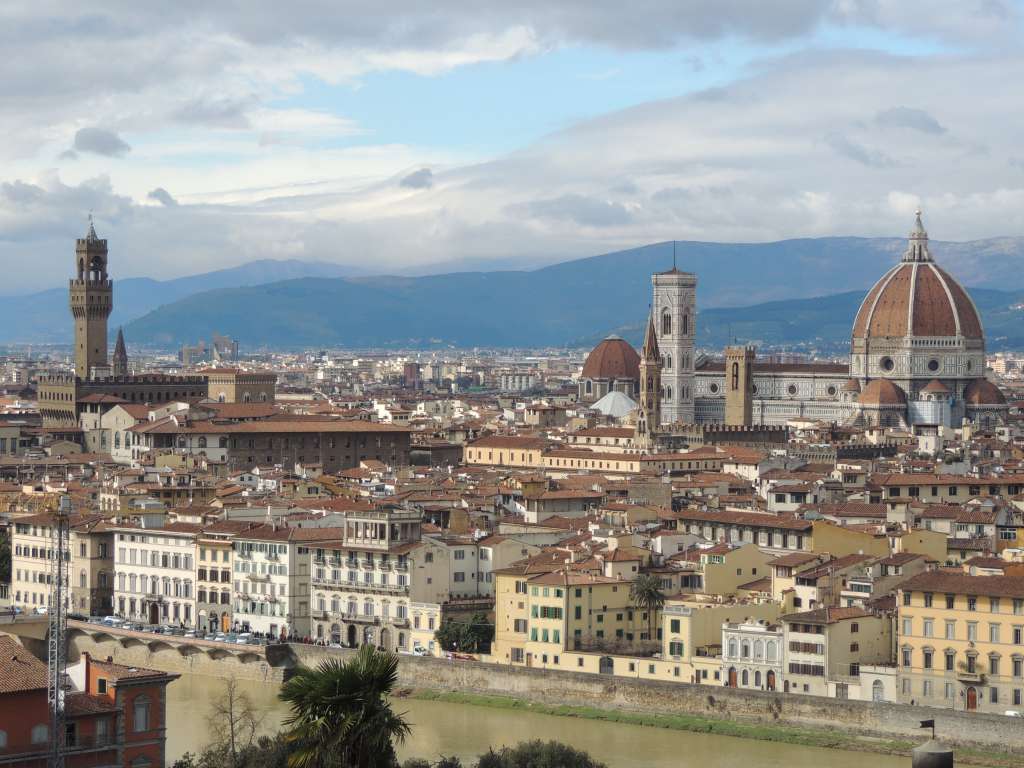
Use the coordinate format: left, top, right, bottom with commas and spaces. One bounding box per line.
766, 641, 777, 662
728, 639, 738, 658
741, 669, 749, 686
585, 380, 592, 395
661, 311, 672, 336
219, 437, 228, 448
664, 355, 672, 370
198, 437, 207, 449
754, 640, 764, 660
754, 670, 762, 687
682, 313, 689, 336
731, 362, 740, 391
741, 642, 750, 659
363, 600, 374, 617
114, 432, 120, 449
666, 386, 673, 401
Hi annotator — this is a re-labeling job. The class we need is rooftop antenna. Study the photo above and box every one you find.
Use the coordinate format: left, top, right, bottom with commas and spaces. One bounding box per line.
672, 240, 677, 271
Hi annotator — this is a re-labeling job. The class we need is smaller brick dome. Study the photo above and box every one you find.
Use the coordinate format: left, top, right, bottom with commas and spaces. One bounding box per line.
582, 335, 641, 381
858, 379, 907, 406
921, 379, 950, 395
841, 379, 862, 393
963, 379, 1006, 406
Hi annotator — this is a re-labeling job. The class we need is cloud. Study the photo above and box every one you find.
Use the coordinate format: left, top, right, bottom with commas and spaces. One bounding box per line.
72, 127, 131, 157
400, 168, 434, 189
172, 97, 254, 129
875, 106, 946, 135
824, 132, 896, 168
147, 187, 178, 206
509, 193, 633, 227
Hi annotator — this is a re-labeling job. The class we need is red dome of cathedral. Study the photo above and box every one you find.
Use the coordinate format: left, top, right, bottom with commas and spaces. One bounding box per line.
852, 212, 982, 342
582, 335, 641, 381
858, 379, 907, 406
963, 379, 1006, 406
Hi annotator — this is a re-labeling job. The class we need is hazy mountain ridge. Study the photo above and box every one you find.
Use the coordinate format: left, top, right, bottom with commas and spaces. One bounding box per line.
4, 236, 1024, 348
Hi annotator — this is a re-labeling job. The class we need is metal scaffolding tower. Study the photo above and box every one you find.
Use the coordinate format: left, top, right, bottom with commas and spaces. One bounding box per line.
47, 495, 71, 768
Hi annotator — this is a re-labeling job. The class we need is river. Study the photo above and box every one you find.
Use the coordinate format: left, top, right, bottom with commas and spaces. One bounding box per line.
165, 673, 908, 768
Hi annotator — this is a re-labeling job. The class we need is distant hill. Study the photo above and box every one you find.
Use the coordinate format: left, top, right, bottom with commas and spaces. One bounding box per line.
586, 287, 1024, 354
0, 259, 356, 343
6, 235, 1024, 348
121, 260, 1024, 352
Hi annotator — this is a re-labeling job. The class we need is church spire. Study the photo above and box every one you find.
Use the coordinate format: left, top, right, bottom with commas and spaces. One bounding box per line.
642, 310, 660, 360
86, 213, 99, 242
902, 208, 932, 263
112, 327, 128, 377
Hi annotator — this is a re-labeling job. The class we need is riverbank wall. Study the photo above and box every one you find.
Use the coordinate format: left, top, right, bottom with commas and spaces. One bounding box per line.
64, 632, 1024, 758
66, 630, 287, 683
289, 644, 1024, 757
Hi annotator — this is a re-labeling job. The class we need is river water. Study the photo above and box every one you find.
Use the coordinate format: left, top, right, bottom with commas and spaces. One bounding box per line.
165, 673, 908, 768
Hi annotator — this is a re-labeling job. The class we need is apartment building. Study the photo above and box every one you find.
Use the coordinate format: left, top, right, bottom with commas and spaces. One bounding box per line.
111, 522, 200, 626
0, 638, 178, 768
721, 617, 784, 691
780, 607, 892, 698
307, 508, 468, 651
897, 570, 1024, 712
10, 511, 109, 616
196, 521, 249, 633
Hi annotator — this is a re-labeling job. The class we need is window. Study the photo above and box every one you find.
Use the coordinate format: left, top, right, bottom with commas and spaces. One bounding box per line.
31, 724, 49, 744
946, 594, 955, 610
133, 696, 150, 732
945, 650, 955, 671
97, 678, 107, 694
924, 593, 933, 608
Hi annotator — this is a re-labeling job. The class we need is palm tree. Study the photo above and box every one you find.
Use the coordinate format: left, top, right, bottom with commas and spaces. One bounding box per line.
279, 645, 410, 768
631, 573, 666, 643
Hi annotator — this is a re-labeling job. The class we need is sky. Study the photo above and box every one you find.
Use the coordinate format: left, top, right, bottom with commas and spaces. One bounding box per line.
2, 1, 1024, 293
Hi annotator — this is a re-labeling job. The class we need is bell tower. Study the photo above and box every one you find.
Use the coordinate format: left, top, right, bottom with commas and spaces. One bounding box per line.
70, 216, 113, 379
636, 311, 661, 451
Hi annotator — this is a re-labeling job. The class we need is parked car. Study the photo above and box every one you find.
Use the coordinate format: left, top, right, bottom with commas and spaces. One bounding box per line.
213, 633, 228, 643
203, 633, 218, 641
235, 633, 253, 644
1005, 710, 1022, 718
34, 606, 49, 615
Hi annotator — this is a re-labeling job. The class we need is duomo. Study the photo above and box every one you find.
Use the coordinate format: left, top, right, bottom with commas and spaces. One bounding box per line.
577, 211, 1008, 441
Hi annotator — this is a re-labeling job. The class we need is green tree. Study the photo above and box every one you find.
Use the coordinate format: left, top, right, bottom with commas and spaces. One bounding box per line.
434, 613, 493, 654
279, 644, 410, 768
630, 573, 666, 641
475, 741, 606, 768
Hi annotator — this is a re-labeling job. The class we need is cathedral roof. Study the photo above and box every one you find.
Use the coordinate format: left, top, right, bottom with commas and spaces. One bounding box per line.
582, 336, 640, 381
591, 390, 638, 418
963, 378, 1007, 406
858, 379, 907, 406
851, 211, 982, 342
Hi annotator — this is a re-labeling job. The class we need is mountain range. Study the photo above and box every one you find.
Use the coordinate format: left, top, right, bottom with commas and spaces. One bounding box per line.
4, 236, 1024, 351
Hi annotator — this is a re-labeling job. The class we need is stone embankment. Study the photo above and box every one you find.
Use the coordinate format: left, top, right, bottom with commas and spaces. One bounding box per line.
65, 628, 1024, 757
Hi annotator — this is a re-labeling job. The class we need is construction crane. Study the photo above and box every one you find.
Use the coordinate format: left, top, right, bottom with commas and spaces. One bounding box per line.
47, 495, 71, 768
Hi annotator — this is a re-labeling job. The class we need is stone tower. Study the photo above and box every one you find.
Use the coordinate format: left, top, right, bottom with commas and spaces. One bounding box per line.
725, 345, 755, 426
636, 311, 661, 450
70, 217, 113, 380
112, 327, 128, 377
652, 260, 697, 424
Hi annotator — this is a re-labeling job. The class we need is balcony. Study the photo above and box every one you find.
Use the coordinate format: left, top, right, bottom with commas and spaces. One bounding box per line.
246, 572, 271, 582
311, 576, 408, 596
957, 669, 984, 683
